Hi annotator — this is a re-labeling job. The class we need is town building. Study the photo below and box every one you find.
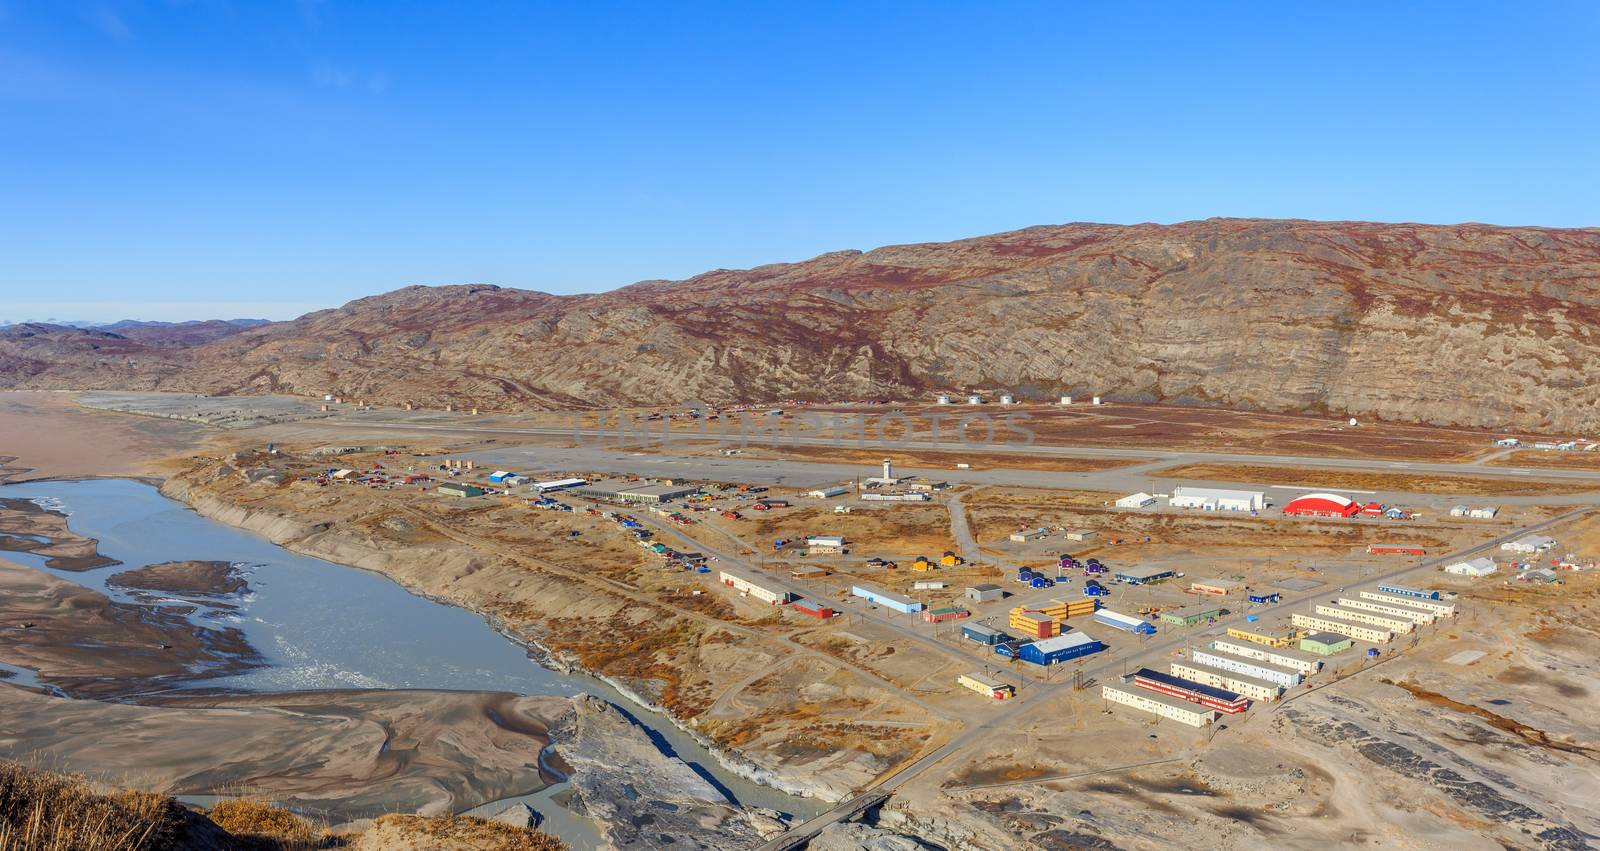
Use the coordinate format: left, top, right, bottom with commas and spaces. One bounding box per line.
1190, 578, 1240, 596
1009, 609, 1059, 639
1367, 544, 1426, 556
1189, 649, 1302, 688
534, 477, 586, 493
1169, 661, 1283, 702
851, 584, 923, 613
436, 483, 484, 498
860, 491, 931, 502
791, 599, 834, 618
1445, 557, 1498, 577
1129, 668, 1249, 714
1066, 530, 1097, 542
1313, 603, 1414, 634
965, 584, 1005, 603
1281, 493, 1360, 518
1160, 604, 1225, 627
1009, 528, 1048, 542
1360, 590, 1456, 617
1115, 492, 1157, 509
1291, 612, 1392, 644
807, 485, 850, 499
718, 570, 793, 605
1169, 486, 1265, 512
1113, 565, 1176, 585
1094, 608, 1156, 634
1101, 684, 1219, 727
960, 623, 1008, 645
1299, 632, 1353, 656
1502, 534, 1557, 554
1374, 584, 1442, 601
805, 535, 846, 548
574, 480, 699, 504
1337, 597, 1435, 625
1208, 639, 1322, 674
958, 672, 1014, 700
1009, 632, 1106, 666
913, 580, 947, 591
1225, 621, 1299, 648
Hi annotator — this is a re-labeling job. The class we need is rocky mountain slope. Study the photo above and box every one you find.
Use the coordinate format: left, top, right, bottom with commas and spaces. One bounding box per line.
6, 218, 1600, 431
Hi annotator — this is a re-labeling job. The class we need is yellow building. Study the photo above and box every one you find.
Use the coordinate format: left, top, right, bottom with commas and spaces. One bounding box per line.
1291, 612, 1391, 644
1225, 622, 1300, 648
1033, 597, 1097, 622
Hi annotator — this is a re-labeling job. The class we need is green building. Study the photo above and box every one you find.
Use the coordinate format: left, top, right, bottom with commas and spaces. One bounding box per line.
1159, 604, 1225, 627
436, 483, 485, 498
1299, 631, 1353, 656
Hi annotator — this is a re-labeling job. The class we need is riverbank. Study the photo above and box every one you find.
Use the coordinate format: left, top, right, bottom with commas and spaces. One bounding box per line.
156, 450, 917, 804
0, 475, 819, 847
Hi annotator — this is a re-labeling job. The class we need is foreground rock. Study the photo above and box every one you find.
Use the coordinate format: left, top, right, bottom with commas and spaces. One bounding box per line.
551, 695, 787, 849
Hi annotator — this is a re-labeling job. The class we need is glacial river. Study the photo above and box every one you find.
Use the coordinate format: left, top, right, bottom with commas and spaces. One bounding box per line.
0, 478, 823, 847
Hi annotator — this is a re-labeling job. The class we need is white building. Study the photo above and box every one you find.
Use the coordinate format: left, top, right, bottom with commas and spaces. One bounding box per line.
806, 535, 846, 548
1470, 506, 1499, 519
1169, 661, 1283, 702
1291, 612, 1391, 644
1115, 492, 1157, 509
861, 492, 930, 502
1101, 684, 1218, 727
807, 485, 850, 499
1208, 639, 1322, 674
1009, 528, 1048, 542
935, 394, 952, 405
1059, 396, 1073, 405
1445, 557, 1499, 578
718, 570, 792, 605
1337, 597, 1436, 625
867, 458, 903, 485
1494, 437, 1520, 447
1169, 486, 1265, 512
1189, 649, 1301, 688
966, 394, 983, 405
1313, 603, 1414, 634
1359, 590, 1456, 618
1502, 535, 1556, 554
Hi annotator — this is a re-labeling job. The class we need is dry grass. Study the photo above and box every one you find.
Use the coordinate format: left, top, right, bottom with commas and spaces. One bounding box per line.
205, 799, 325, 848
361, 814, 568, 851
0, 761, 181, 851
1159, 463, 1597, 496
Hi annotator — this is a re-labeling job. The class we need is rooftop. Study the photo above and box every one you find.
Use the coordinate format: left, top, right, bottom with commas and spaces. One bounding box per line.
1302, 631, 1349, 644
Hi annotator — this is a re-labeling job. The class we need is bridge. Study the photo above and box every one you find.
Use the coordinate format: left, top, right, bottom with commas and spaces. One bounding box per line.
755, 791, 891, 851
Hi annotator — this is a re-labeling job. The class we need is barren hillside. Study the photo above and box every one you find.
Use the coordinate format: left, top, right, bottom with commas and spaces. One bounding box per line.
7, 218, 1600, 431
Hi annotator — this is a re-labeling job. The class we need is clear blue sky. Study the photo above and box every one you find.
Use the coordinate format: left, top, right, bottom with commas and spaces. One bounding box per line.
2, 2, 1597, 322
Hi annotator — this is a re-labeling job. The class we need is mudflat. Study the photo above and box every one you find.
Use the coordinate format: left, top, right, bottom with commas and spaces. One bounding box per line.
108, 559, 249, 596
0, 391, 206, 482
0, 557, 262, 698
0, 684, 568, 821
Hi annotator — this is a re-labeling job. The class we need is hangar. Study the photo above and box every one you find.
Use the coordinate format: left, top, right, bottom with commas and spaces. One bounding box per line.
1281, 493, 1360, 518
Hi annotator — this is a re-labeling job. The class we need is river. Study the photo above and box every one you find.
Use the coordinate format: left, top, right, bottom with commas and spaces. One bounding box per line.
0, 478, 824, 847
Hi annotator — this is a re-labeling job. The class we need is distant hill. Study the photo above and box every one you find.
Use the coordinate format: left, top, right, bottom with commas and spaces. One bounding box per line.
4, 218, 1599, 431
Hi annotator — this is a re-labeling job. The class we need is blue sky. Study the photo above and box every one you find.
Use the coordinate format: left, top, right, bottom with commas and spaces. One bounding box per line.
2, 2, 1597, 322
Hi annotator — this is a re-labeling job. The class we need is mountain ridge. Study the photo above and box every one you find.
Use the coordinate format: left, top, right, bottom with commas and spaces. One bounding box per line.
5, 217, 1600, 431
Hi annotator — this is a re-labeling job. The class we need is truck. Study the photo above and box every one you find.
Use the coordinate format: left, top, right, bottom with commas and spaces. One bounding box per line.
1093, 608, 1156, 635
